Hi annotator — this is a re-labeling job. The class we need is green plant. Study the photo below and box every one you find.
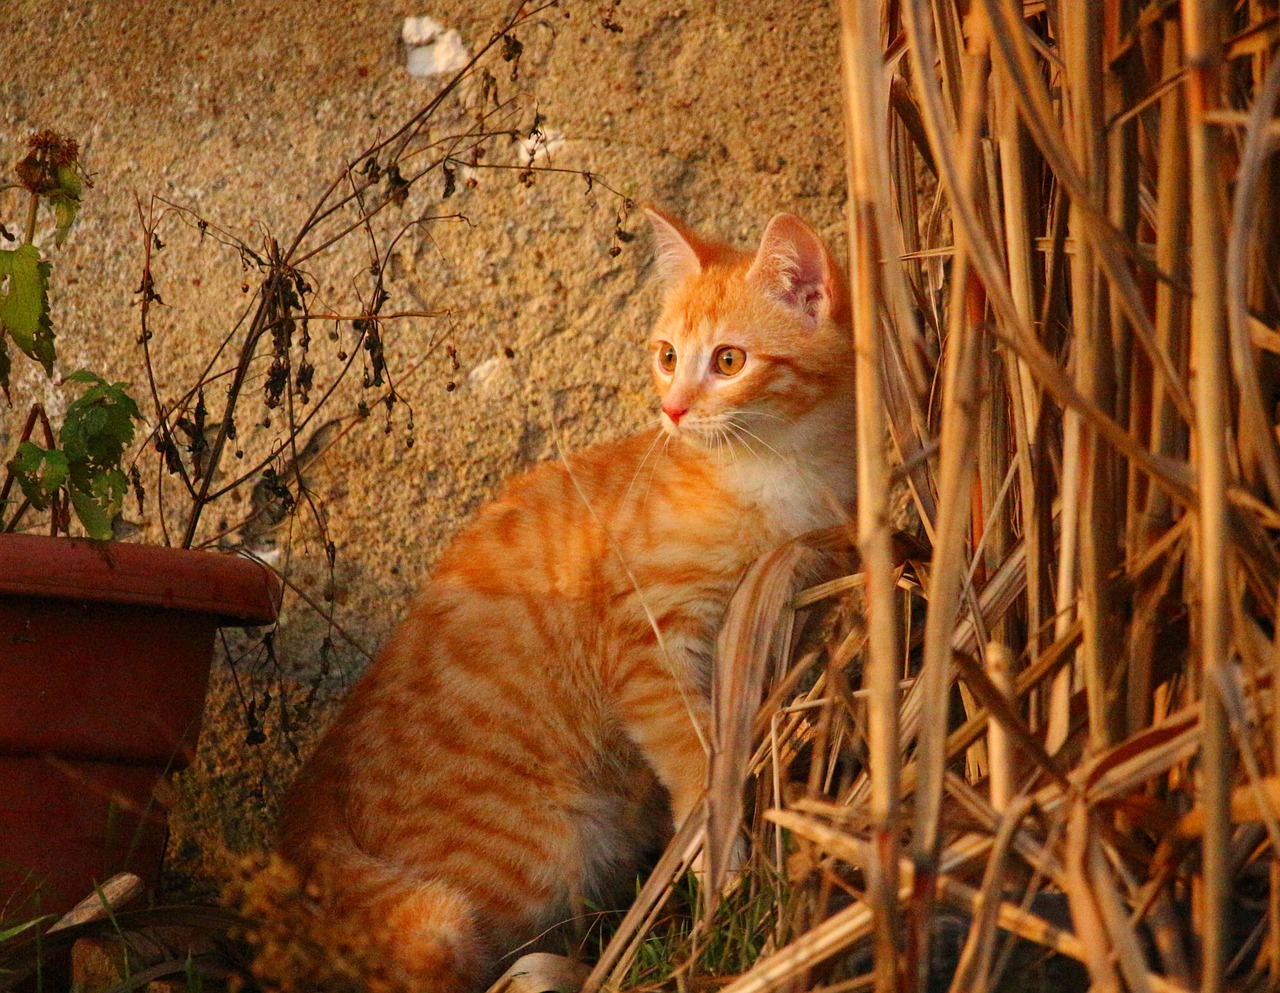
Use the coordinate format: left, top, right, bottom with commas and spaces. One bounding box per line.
0, 129, 142, 539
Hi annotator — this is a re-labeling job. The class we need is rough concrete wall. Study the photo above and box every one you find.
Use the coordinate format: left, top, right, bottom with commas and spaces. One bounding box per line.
1, 0, 848, 891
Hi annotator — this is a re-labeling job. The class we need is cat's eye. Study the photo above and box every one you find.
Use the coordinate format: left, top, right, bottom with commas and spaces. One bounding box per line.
714, 346, 746, 376
657, 342, 677, 373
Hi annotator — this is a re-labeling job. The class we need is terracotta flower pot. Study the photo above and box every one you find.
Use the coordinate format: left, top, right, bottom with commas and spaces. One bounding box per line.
0, 533, 281, 916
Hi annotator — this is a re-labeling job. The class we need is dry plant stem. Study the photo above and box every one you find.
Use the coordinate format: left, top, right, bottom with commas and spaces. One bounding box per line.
950, 650, 1068, 790
991, 56, 1047, 679
281, 0, 552, 264
1226, 58, 1280, 507
907, 0, 1199, 522
985, 642, 1013, 808
708, 538, 822, 910
981, 0, 1194, 427
1128, 15, 1192, 740
759, 812, 1195, 993
943, 772, 1062, 883
903, 7, 994, 981
838, 0, 902, 987
910, 258, 983, 990
1181, 2, 1233, 988
179, 270, 285, 547
159, 3, 619, 547
0, 403, 57, 534
1274, 555, 1280, 982
1104, 7, 1139, 458
897, 618, 1083, 800
992, 60, 1039, 437
1064, 0, 1125, 754
1063, 800, 1122, 993
1090, 832, 1154, 993
135, 199, 197, 518
944, 796, 1033, 993
911, 3, 1198, 504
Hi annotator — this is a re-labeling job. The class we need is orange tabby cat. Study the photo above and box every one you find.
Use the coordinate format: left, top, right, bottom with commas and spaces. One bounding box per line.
274, 209, 856, 991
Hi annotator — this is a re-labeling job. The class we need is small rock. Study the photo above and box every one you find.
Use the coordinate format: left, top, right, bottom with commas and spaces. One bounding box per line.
403, 16, 469, 77
401, 15, 445, 45
469, 355, 520, 402
469, 356, 501, 385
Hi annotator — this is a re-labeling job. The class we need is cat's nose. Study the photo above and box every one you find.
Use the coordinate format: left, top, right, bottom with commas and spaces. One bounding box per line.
662, 403, 688, 425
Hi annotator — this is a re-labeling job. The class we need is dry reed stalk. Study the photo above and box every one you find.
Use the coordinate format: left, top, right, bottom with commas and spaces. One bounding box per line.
1065, 0, 1123, 760
1181, 2, 1233, 988
760, 810, 1198, 993
838, 0, 905, 987
897, 11, 996, 984
943, 795, 1034, 993
985, 642, 1014, 809
580, 808, 703, 993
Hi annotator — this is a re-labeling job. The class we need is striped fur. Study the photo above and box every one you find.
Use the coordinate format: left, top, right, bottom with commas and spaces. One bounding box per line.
274, 211, 856, 991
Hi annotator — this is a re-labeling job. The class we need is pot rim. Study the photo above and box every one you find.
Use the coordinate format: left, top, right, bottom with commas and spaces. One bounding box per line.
0, 532, 281, 625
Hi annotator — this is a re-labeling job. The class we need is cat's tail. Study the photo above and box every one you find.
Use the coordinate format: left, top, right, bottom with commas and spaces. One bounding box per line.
238, 838, 493, 993
366, 875, 489, 992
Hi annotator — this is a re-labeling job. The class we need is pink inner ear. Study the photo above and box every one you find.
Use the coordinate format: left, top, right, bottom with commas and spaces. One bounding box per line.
752, 215, 831, 324
778, 264, 827, 322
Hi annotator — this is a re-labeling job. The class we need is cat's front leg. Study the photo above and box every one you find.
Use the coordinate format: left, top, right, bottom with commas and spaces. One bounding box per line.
613, 658, 710, 834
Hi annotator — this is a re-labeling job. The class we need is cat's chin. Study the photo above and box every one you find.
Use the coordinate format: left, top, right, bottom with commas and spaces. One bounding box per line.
661, 422, 707, 448
663, 424, 755, 458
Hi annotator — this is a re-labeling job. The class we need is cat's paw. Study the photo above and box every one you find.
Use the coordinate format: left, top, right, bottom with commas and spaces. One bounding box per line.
486, 953, 589, 993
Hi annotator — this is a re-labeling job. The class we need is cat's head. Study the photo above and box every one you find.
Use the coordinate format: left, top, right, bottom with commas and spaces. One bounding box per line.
645, 209, 854, 455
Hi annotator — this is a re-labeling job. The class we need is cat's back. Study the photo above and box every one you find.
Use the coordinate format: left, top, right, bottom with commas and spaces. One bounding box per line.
432, 427, 758, 603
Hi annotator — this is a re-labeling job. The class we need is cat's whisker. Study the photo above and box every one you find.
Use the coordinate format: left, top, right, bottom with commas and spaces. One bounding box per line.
622, 429, 665, 510
724, 416, 788, 464
722, 421, 765, 467
715, 425, 736, 464
722, 425, 744, 464
713, 414, 764, 460
639, 432, 672, 512
734, 409, 789, 425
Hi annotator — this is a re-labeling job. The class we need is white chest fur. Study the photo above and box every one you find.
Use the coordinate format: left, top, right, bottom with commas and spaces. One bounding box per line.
721, 447, 854, 541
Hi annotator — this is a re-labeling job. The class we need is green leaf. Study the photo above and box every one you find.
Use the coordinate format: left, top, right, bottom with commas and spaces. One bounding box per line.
50, 164, 82, 246
60, 373, 140, 497
55, 372, 141, 537
54, 162, 82, 200
54, 162, 81, 199
51, 195, 79, 247
0, 914, 56, 943
9, 441, 69, 510
0, 243, 55, 375
69, 470, 125, 540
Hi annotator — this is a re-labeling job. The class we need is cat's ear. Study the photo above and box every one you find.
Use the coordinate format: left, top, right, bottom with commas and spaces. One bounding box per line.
748, 213, 838, 326
645, 207, 713, 285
